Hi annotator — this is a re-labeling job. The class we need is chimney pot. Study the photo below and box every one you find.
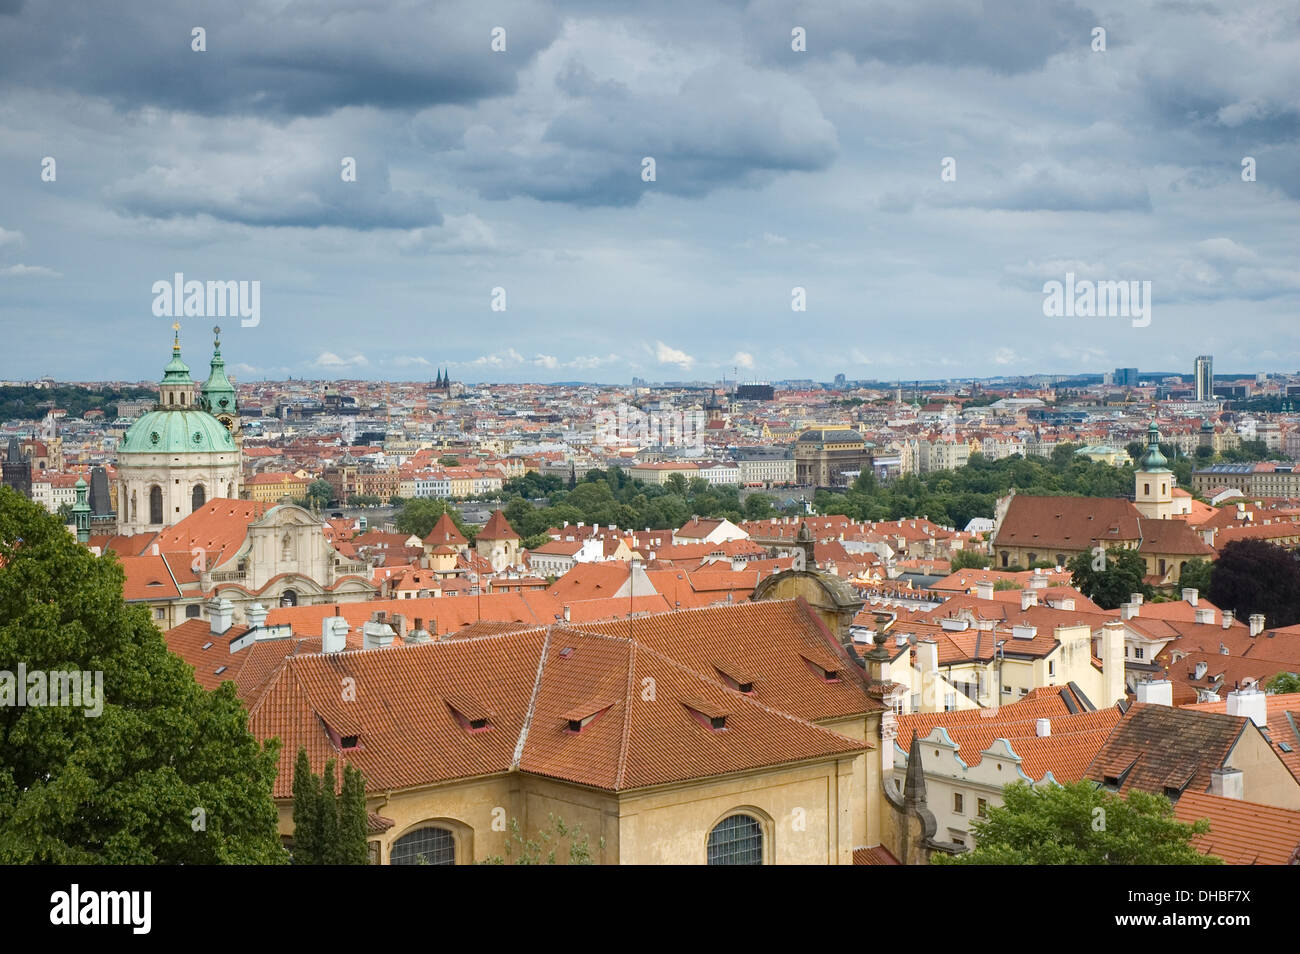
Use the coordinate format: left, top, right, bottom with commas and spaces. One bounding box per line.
1036, 718, 1051, 737
1182, 587, 1198, 606
1135, 679, 1173, 706
1226, 688, 1267, 727
1222, 610, 1235, 630
1249, 614, 1265, 636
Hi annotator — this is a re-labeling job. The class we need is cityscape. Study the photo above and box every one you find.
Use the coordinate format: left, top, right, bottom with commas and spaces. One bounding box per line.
0, 0, 1296, 922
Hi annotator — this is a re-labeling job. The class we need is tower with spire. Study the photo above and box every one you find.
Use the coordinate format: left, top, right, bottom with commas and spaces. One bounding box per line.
1134, 420, 1174, 520
199, 325, 241, 449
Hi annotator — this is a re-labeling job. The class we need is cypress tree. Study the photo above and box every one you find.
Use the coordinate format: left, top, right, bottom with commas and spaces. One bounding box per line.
291, 748, 321, 864
338, 764, 370, 865
318, 759, 339, 863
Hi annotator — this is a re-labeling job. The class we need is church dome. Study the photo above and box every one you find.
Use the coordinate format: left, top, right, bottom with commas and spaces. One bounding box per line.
120, 408, 236, 455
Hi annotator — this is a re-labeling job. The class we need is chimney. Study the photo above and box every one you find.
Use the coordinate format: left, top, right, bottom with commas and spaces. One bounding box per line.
1102, 620, 1125, 707
1021, 589, 1037, 610
1222, 610, 1235, 630
1249, 614, 1265, 636
1035, 718, 1051, 738
246, 603, 268, 629
976, 579, 994, 601
1012, 624, 1037, 640
389, 613, 407, 638
1129, 592, 1144, 606
563, 604, 571, 622
1058, 598, 1075, 611
1194, 660, 1208, 680
209, 598, 235, 636
1120, 602, 1138, 620
363, 618, 395, 650
1194, 607, 1215, 625
1209, 768, 1244, 800
1030, 575, 1047, 591
321, 616, 348, 653
916, 638, 938, 673
1226, 687, 1267, 727
1135, 679, 1173, 706
1182, 587, 1199, 606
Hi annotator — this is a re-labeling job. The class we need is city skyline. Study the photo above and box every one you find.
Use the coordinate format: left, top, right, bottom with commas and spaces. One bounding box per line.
1, 0, 1298, 382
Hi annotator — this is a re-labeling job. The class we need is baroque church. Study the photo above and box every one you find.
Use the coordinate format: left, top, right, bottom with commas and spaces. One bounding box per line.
117, 325, 243, 535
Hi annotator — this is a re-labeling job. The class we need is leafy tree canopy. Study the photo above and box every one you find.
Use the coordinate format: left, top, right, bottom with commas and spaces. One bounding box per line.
1067, 547, 1152, 610
1209, 540, 1300, 628
934, 781, 1219, 865
0, 488, 285, 863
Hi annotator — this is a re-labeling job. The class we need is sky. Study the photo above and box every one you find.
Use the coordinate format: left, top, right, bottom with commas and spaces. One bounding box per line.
0, 0, 1298, 384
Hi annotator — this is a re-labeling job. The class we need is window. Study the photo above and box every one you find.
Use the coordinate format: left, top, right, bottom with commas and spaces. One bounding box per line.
280, 589, 298, 607
154, 608, 165, 620
1048, 660, 1056, 677
1144, 483, 1150, 495
390, 826, 456, 866
953, 793, 964, 814
186, 604, 202, 619
192, 483, 206, 512
707, 814, 763, 865
977, 798, 988, 817
149, 485, 163, 525
1002, 684, 1011, 695
1135, 647, 1144, 660
944, 692, 956, 711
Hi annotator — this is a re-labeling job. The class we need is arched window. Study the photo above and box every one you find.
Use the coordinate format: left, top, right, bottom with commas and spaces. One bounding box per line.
227, 482, 235, 498
192, 483, 206, 512
390, 826, 456, 865
149, 485, 163, 525
707, 813, 763, 865
280, 589, 298, 607
168, 392, 175, 405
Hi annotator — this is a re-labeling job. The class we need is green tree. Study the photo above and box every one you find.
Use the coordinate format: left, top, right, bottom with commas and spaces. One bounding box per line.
743, 493, 775, 520
0, 488, 285, 863
950, 549, 991, 570
1209, 540, 1300, 628
665, 473, 688, 497
1067, 547, 1153, 610
933, 781, 1219, 865
291, 748, 321, 864
1177, 558, 1213, 598
438, 456, 460, 467
480, 813, 602, 865
55, 502, 74, 523
289, 748, 368, 865
394, 498, 467, 540
305, 479, 333, 511
1266, 671, 1300, 694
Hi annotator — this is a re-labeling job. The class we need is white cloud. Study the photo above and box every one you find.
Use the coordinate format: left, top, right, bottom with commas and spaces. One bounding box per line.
312, 351, 369, 369
654, 340, 694, 369
463, 348, 526, 368
0, 264, 60, 277
533, 354, 559, 369
0, 227, 25, 248
390, 355, 432, 368
567, 353, 621, 370
732, 351, 755, 369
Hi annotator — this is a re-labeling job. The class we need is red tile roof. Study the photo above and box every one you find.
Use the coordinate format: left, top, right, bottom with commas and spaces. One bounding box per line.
1173, 791, 1300, 865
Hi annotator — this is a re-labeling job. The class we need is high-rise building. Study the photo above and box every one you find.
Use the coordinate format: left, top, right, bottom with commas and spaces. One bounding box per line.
1114, 367, 1139, 387
1194, 355, 1214, 401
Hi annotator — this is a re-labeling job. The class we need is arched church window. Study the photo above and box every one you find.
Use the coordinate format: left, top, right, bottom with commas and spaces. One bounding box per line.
149, 486, 163, 525
192, 484, 206, 512
280, 589, 298, 607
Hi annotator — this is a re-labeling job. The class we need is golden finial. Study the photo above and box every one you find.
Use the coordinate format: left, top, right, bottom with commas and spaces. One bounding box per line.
172, 321, 181, 351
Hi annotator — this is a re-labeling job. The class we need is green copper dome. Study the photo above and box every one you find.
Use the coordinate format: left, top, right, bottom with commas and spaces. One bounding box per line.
120, 408, 236, 454
200, 327, 237, 416
1138, 421, 1170, 472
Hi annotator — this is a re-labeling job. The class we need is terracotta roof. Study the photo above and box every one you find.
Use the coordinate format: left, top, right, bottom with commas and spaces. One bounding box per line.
853, 845, 900, 865
1085, 703, 1252, 798
993, 495, 1141, 550
1173, 791, 1300, 865
1184, 693, 1300, 785
478, 509, 520, 541
422, 512, 467, 547
150, 498, 272, 567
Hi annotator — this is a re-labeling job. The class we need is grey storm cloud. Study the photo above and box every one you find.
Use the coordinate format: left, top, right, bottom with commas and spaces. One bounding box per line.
0, 0, 559, 117
745, 0, 1098, 74
447, 63, 839, 206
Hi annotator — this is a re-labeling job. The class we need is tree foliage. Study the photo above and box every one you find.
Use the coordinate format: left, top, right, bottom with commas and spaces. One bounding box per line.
290, 749, 368, 865
1067, 547, 1153, 610
479, 813, 602, 865
1208, 540, 1300, 627
814, 451, 1137, 529
394, 498, 471, 542
0, 488, 286, 863
933, 781, 1219, 865
1266, 671, 1300, 694
1177, 557, 1213, 598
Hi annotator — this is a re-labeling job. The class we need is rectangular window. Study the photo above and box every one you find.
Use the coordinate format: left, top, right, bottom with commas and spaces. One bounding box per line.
1135, 648, 1144, 659
1002, 684, 1011, 695
953, 793, 964, 814
977, 798, 988, 818
1048, 660, 1056, 676
944, 692, 956, 711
